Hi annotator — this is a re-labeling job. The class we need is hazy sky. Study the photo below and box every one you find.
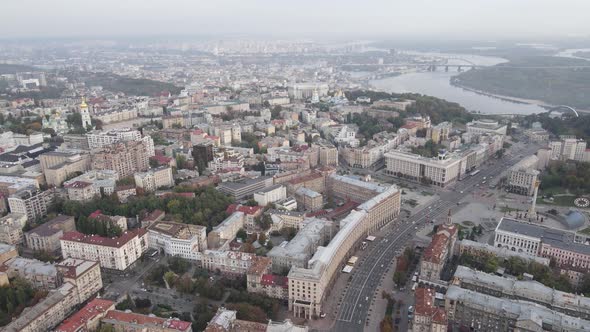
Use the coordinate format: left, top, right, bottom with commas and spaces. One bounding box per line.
1, 0, 589, 40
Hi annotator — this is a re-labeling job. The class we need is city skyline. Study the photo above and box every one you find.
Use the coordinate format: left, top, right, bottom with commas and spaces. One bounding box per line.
1, 0, 590, 40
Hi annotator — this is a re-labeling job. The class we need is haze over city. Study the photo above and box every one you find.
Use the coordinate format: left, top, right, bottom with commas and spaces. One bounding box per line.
1, 1, 590, 332
2, 0, 590, 39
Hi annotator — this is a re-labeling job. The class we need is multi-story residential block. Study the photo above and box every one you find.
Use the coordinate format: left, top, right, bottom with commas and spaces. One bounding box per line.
101, 310, 192, 332
549, 136, 588, 162
225, 204, 263, 232
466, 119, 507, 136
91, 140, 150, 178
268, 209, 306, 231
288, 185, 401, 318
4, 257, 61, 289
419, 211, 458, 281
56, 298, 116, 332
246, 257, 288, 300
134, 167, 174, 192
39, 151, 92, 187
0, 213, 27, 245
207, 212, 244, 249
0, 175, 39, 196
288, 82, 329, 100
506, 155, 540, 196
445, 285, 590, 332
294, 187, 323, 212
453, 265, 590, 320
328, 174, 385, 202
201, 250, 268, 276
318, 143, 339, 167
287, 172, 326, 195
413, 287, 447, 332
253, 184, 287, 206
55, 258, 103, 304
0, 243, 18, 264
148, 221, 207, 261
86, 128, 142, 149
217, 176, 274, 200
3, 282, 80, 332
268, 218, 332, 274
8, 188, 54, 221
61, 229, 148, 271
428, 121, 452, 144
63, 170, 119, 201
25, 215, 75, 253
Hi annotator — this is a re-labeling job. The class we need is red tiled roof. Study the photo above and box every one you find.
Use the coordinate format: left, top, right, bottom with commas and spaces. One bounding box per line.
56, 299, 115, 332
89, 210, 102, 218
60, 229, 147, 248
401, 123, 418, 129
226, 204, 263, 215
414, 287, 447, 324
144, 209, 165, 221
261, 274, 288, 288
103, 310, 191, 331
422, 232, 449, 264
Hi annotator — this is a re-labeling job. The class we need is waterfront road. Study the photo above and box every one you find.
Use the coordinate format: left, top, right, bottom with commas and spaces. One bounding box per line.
329, 141, 538, 332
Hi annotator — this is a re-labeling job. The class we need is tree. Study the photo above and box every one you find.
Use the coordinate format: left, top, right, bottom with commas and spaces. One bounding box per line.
258, 233, 267, 245
97, 324, 116, 332
164, 271, 177, 287
168, 256, 190, 274
236, 229, 247, 241
227, 302, 268, 323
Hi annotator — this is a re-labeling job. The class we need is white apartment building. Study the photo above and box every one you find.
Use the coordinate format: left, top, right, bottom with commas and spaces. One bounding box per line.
134, 167, 174, 192
384, 150, 463, 187
148, 221, 207, 261
8, 189, 54, 221
253, 184, 287, 206
201, 250, 266, 275
86, 128, 142, 149
63, 170, 119, 201
0, 213, 27, 245
60, 229, 148, 271
549, 137, 588, 162
507, 155, 540, 196
207, 212, 245, 249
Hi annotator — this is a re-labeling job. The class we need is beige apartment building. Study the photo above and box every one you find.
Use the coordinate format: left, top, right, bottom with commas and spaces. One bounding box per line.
39, 151, 91, 187
91, 140, 150, 178
318, 144, 338, 167
207, 212, 244, 249
133, 166, 174, 192
3, 282, 79, 332
201, 250, 269, 276
25, 215, 75, 253
56, 258, 103, 304
148, 221, 207, 261
60, 229, 148, 271
0, 213, 27, 245
288, 185, 401, 318
8, 188, 55, 222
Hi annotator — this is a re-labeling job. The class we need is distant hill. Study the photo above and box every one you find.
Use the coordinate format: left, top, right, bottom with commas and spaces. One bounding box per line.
0, 64, 39, 75
454, 56, 590, 109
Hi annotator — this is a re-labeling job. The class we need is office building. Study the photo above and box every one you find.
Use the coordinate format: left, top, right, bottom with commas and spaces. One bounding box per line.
385, 150, 464, 187
506, 155, 540, 196
4, 257, 61, 289
217, 176, 274, 200
253, 184, 287, 206
294, 187, 323, 212
207, 212, 245, 249
148, 221, 207, 261
39, 151, 92, 187
63, 170, 119, 201
328, 174, 385, 202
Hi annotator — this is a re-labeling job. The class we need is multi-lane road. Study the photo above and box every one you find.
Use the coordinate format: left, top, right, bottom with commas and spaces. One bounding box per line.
329, 140, 539, 332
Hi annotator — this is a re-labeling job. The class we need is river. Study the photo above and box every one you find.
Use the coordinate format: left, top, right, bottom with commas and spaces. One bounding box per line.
369, 52, 549, 115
